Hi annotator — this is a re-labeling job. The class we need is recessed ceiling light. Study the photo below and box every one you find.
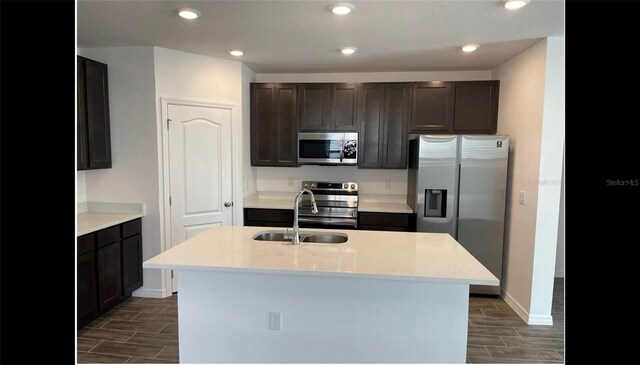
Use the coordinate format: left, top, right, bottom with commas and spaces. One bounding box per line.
229, 50, 244, 57
331, 3, 355, 15
462, 44, 479, 53
503, 0, 531, 10
340, 47, 357, 55
177, 8, 200, 19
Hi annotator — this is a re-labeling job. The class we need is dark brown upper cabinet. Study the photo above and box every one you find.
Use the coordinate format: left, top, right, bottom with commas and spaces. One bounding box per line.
330, 83, 358, 131
453, 81, 500, 133
77, 56, 112, 170
358, 84, 384, 168
298, 83, 358, 131
77, 58, 89, 170
250, 83, 298, 166
409, 82, 455, 133
298, 84, 331, 131
358, 83, 411, 169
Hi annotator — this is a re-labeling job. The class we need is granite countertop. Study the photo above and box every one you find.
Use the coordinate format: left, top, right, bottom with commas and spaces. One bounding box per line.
144, 225, 498, 285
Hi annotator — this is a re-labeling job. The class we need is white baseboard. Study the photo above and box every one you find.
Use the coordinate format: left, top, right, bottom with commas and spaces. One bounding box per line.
528, 314, 554, 325
132, 287, 170, 298
501, 289, 555, 326
501, 289, 530, 323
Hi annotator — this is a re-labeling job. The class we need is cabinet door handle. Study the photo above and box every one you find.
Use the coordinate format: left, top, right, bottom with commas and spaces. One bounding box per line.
224, 202, 233, 207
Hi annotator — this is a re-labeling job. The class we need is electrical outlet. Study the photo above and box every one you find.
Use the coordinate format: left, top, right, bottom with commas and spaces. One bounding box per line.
269, 312, 282, 330
385, 179, 391, 189
519, 191, 526, 205
288, 177, 294, 187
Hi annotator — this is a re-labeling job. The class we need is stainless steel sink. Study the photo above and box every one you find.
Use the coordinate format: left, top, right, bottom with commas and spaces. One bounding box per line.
301, 233, 348, 243
252, 230, 347, 244
252, 232, 289, 241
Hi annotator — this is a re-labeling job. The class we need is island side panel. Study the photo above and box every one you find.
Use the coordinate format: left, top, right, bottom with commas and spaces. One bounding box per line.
178, 270, 469, 363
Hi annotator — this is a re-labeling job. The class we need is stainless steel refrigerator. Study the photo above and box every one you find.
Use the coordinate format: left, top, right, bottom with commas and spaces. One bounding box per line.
408, 135, 509, 295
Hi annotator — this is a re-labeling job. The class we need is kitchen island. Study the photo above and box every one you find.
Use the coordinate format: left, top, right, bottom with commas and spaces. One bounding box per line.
144, 226, 498, 363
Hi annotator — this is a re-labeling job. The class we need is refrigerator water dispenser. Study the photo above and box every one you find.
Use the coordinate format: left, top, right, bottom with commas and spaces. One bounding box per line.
424, 189, 447, 217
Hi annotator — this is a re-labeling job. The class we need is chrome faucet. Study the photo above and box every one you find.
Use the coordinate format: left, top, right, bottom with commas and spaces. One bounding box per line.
292, 188, 318, 245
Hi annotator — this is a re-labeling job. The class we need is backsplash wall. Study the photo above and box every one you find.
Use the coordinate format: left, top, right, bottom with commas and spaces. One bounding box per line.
256, 166, 408, 197
77, 171, 87, 203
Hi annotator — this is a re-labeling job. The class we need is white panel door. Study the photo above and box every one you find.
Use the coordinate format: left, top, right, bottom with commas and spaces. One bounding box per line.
167, 104, 233, 290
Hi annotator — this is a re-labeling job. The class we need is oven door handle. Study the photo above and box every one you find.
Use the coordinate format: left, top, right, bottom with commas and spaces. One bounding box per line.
339, 137, 344, 162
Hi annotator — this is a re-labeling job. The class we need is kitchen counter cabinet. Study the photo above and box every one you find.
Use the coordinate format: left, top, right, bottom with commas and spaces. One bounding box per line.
77, 218, 143, 328
97, 241, 122, 311
144, 225, 497, 363
243, 208, 293, 227
77, 235, 98, 327
244, 197, 416, 230
358, 211, 416, 231
121, 219, 143, 296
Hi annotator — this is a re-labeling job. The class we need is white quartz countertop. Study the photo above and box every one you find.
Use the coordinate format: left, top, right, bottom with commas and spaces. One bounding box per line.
358, 201, 414, 214
77, 212, 143, 236
77, 202, 144, 236
144, 226, 498, 285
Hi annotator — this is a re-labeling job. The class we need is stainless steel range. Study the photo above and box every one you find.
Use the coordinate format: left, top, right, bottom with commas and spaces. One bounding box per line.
297, 181, 359, 229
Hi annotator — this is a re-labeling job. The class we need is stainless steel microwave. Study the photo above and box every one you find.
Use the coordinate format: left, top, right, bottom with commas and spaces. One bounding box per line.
298, 132, 358, 165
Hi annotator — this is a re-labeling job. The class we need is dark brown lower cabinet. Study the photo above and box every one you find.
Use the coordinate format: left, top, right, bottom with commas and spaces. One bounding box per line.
244, 208, 293, 227
97, 241, 122, 311
77, 251, 97, 327
358, 212, 416, 232
77, 218, 143, 328
244, 208, 416, 232
122, 234, 143, 296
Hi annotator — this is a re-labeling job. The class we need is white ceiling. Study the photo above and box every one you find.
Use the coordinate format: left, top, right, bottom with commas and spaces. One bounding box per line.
77, 0, 564, 73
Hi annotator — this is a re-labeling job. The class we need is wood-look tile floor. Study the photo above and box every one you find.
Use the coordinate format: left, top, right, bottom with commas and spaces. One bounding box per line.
77, 278, 564, 364
77, 295, 179, 364
466, 278, 565, 364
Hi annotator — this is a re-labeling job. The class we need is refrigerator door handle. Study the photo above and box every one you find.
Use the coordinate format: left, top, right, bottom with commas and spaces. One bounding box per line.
455, 163, 461, 239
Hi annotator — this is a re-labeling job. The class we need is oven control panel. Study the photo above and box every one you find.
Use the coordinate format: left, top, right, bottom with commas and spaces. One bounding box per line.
303, 181, 358, 192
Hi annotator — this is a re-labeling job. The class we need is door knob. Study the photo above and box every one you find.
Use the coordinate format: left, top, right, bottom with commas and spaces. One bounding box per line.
224, 202, 233, 207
